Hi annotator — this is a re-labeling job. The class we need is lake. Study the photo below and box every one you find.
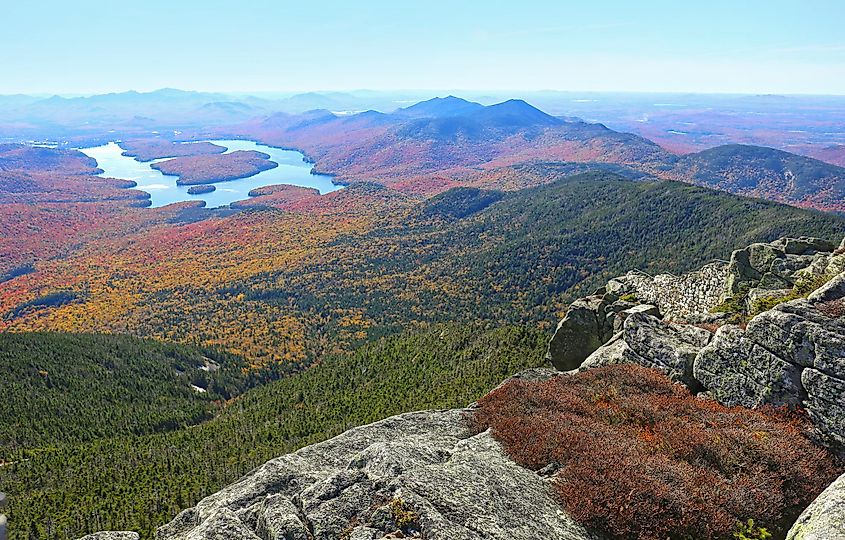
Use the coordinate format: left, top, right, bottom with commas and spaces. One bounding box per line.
78, 139, 342, 208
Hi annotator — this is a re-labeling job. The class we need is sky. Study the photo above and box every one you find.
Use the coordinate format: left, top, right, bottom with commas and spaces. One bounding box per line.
2, 0, 844, 95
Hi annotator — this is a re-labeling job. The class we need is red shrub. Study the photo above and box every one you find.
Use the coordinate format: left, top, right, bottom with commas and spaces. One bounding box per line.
818, 298, 844, 318
471, 365, 842, 540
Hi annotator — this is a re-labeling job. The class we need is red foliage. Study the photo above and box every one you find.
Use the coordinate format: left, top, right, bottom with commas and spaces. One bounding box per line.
151, 150, 278, 185
472, 365, 842, 540
818, 298, 844, 318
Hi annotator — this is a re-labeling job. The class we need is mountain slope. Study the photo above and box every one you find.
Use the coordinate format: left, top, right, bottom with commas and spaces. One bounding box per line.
1, 325, 548, 540
395, 95, 484, 118
672, 144, 845, 212
230, 99, 673, 189
0, 332, 248, 457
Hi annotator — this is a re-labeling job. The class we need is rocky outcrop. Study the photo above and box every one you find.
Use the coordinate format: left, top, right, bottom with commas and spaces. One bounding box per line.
724, 236, 845, 312
581, 313, 711, 389
786, 472, 845, 540
547, 294, 651, 371
694, 286, 845, 446
617, 261, 728, 319
552, 236, 845, 449
152, 408, 601, 540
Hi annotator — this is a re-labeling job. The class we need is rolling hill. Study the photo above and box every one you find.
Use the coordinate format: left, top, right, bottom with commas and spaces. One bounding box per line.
214, 98, 845, 210
671, 144, 845, 212
5, 170, 843, 367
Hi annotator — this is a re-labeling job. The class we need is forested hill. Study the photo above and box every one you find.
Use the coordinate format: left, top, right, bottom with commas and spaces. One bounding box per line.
671, 143, 845, 212
0, 324, 548, 540
0, 332, 249, 457
298, 171, 845, 325
5, 172, 844, 368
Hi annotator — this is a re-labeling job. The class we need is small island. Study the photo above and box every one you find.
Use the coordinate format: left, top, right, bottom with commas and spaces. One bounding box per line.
151, 150, 278, 185
187, 185, 216, 195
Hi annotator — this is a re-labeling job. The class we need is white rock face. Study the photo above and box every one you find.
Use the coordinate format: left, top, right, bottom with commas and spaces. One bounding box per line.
619, 261, 729, 320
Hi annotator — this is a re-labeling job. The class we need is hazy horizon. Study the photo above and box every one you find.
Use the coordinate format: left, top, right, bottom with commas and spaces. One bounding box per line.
7, 88, 845, 99
2, 0, 844, 95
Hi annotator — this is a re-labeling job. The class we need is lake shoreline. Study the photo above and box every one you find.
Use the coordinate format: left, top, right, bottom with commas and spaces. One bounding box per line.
78, 139, 344, 208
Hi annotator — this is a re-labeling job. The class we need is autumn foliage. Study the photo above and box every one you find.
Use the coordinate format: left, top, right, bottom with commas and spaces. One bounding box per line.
151, 150, 278, 185
472, 365, 842, 540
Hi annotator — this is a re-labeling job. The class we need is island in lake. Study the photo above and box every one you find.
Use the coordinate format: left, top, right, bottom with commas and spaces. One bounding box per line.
119, 139, 226, 161
186, 184, 216, 195
150, 150, 279, 185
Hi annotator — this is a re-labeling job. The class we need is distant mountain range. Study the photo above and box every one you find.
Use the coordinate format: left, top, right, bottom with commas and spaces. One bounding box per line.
1, 90, 844, 212
222, 96, 845, 212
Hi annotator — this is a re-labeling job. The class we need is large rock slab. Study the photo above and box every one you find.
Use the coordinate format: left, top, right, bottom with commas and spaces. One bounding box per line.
547, 295, 615, 371
149, 408, 601, 540
693, 274, 845, 446
693, 324, 805, 407
786, 472, 845, 540
582, 313, 711, 389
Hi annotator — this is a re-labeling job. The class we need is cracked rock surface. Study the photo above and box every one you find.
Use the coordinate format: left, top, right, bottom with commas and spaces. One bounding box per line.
153, 409, 601, 540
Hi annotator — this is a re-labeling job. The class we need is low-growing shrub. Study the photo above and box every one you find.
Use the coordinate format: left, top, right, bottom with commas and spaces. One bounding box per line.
618, 292, 639, 303
749, 291, 801, 317
818, 298, 844, 318
471, 365, 842, 540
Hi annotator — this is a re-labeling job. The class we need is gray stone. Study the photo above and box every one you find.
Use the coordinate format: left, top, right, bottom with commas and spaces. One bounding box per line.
808, 271, 845, 303
802, 368, 845, 448
783, 237, 836, 255
827, 253, 845, 276
770, 254, 822, 280
348, 527, 381, 540
727, 242, 789, 294
612, 304, 660, 333
694, 293, 845, 446
547, 295, 615, 371
760, 299, 845, 377
786, 473, 845, 540
156, 509, 198, 540
582, 313, 711, 388
151, 409, 600, 540
748, 242, 785, 273
605, 279, 628, 296
693, 325, 805, 408
255, 494, 309, 540
726, 248, 760, 294
185, 508, 261, 540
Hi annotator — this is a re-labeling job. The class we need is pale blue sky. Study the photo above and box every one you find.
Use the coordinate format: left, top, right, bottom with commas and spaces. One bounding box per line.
2, 0, 844, 95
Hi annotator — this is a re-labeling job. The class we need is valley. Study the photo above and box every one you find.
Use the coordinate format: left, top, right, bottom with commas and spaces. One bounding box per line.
4, 3, 845, 539
2, 91, 844, 540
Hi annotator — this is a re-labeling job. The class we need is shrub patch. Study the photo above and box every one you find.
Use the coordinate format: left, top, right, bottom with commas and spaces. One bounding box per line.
471, 365, 842, 540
